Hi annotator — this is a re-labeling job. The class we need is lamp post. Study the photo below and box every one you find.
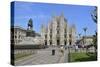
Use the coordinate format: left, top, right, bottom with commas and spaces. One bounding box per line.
78, 33, 81, 40
83, 28, 87, 45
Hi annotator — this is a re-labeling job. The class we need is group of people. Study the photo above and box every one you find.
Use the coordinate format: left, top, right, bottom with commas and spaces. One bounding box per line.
51, 44, 87, 56
59, 44, 81, 53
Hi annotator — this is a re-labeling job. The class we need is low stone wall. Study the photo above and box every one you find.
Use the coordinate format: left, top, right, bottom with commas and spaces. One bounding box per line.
14, 49, 37, 55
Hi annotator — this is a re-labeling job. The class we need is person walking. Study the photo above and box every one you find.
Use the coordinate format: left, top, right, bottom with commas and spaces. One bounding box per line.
60, 46, 64, 55
75, 45, 78, 52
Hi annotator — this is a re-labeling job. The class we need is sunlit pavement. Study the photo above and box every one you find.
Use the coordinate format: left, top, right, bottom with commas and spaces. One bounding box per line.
15, 47, 68, 66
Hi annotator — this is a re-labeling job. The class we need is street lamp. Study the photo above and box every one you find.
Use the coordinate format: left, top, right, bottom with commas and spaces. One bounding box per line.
83, 27, 87, 45
78, 33, 81, 40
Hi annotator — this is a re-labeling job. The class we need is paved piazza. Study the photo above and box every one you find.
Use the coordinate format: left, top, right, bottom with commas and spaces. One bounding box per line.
15, 47, 68, 65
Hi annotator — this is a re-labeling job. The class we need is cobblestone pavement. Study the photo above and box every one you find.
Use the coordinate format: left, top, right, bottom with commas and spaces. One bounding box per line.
15, 47, 68, 66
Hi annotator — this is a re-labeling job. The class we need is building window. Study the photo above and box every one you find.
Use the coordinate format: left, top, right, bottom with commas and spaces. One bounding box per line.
50, 34, 52, 39
57, 21, 60, 28
64, 41, 66, 45
19, 35, 21, 39
64, 34, 66, 38
45, 40, 47, 45
64, 29, 67, 33
69, 40, 72, 45
57, 30, 59, 34
69, 34, 71, 38
50, 29, 52, 33
45, 34, 47, 39
50, 40, 52, 45
57, 40, 60, 45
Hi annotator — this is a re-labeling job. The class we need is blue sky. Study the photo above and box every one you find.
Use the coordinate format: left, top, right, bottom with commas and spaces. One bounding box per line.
13, 1, 97, 36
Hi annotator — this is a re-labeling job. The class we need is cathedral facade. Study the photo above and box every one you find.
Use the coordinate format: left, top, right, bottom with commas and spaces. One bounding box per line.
41, 14, 76, 46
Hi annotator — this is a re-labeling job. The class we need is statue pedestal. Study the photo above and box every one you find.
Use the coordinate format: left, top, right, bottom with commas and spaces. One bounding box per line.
26, 30, 35, 37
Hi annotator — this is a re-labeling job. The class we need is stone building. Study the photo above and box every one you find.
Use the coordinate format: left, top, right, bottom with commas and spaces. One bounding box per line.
41, 14, 76, 46
85, 36, 94, 45
11, 26, 26, 45
11, 19, 41, 45
11, 19, 43, 60
78, 36, 94, 46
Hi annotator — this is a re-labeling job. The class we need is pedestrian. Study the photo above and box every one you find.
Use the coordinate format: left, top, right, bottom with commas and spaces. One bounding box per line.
60, 46, 64, 55
75, 45, 78, 52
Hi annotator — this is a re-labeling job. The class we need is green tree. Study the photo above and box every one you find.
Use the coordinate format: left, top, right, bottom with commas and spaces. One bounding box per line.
91, 7, 97, 53
93, 32, 97, 53
91, 7, 97, 23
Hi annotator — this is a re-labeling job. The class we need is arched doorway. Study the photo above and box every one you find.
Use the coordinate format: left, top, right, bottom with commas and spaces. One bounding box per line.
50, 40, 52, 45
64, 40, 66, 45
45, 40, 47, 45
57, 39, 60, 46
